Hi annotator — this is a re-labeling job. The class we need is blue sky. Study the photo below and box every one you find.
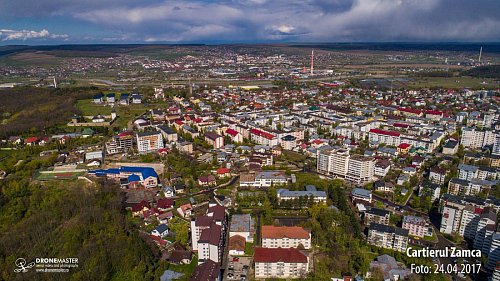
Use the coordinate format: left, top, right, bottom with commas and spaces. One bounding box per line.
0, 0, 499, 45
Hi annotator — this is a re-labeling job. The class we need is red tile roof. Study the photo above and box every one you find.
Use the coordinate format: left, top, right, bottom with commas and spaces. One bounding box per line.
369, 128, 400, 137
217, 168, 230, 174
226, 128, 239, 137
262, 226, 310, 239
254, 247, 308, 263
393, 123, 409, 128
190, 260, 220, 281
131, 200, 150, 212
250, 128, 275, 140
157, 198, 174, 209
199, 224, 222, 245
426, 110, 443, 116
25, 137, 38, 143
398, 143, 411, 149
398, 107, 422, 115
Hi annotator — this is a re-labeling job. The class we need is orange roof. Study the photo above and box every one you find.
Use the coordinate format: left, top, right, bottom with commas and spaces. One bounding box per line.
262, 226, 310, 239
228, 235, 246, 251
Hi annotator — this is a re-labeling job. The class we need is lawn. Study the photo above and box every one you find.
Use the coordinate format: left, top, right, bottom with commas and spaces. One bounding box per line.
76, 98, 148, 130
77, 99, 112, 116
282, 150, 307, 163
244, 242, 254, 256
168, 255, 198, 281
410, 76, 499, 90
216, 188, 231, 197
423, 231, 438, 243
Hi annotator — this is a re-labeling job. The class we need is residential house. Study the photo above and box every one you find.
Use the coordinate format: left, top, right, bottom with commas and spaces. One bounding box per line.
152, 224, 169, 238
177, 204, 193, 218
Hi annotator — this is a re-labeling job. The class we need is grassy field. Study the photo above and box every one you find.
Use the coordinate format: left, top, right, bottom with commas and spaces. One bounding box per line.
76, 97, 148, 130
0, 52, 63, 67
409, 76, 499, 89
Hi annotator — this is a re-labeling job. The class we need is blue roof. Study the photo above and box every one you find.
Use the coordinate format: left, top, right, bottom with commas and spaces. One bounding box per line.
155, 224, 168, 233
128, 174, 140, 182
90, 166, 158, 180
352, 188, 372, 198
107, 168, 120, 174
93, 93, 104, 99
121, 166, 158, 180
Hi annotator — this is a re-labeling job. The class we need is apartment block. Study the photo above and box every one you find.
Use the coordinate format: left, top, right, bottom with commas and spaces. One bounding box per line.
367, 223, 409, 252
261, 226, 311, 249
254, 248, 309, 279
136, 131, 164, 153
345, 154, 375, 185
364, 207, 391, 226
402, 215, 428, 238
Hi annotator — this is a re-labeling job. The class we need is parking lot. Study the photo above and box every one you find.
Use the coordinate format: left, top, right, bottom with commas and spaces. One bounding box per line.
225, 256, 251, 281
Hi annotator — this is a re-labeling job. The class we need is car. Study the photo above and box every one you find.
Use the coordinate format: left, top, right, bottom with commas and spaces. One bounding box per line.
233, 257, 239, 262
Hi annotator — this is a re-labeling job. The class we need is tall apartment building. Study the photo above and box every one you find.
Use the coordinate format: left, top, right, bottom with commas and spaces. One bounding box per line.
364, 207, 391, 226
261, 226, 311, 249
346, 154, 375, 185
493, 263, 500, 281
136, 131, 164, 153
106, 132, 134, 154
440, 204, 461, 234
473, 211, 497, 254
461, 127, 497, 149
316, 148, 349, 178
487, 234, 500, 270
457, 205, 481, 240
493, 135, 500, 156
190, 205, 227, 265
402, 215, 428, 238
367, 223, 409, 252
254, 248, 309, 279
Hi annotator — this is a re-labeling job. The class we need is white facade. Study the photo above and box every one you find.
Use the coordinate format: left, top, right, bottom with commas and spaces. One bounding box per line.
346, 155, 375, 185
255, 260, 309, 279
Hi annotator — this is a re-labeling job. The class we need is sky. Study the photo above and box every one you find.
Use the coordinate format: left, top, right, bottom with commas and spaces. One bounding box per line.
0, 0, 499, 45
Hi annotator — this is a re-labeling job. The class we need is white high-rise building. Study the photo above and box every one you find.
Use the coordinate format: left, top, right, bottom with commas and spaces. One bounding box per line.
317, 148, 349, 178
346, 154, 375, 185
493, 135, 500, 156
460, 127, 498, 149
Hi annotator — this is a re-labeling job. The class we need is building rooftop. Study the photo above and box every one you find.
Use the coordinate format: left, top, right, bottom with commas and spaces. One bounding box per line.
262, 225, 310, 239
254, 247, 308, 263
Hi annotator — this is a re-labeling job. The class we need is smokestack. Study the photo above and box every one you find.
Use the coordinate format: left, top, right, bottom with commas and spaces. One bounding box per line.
310, 50, 314, 76
479, 46, 483, 63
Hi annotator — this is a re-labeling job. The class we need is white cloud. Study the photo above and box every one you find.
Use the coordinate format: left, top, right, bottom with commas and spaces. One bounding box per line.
270, 25, 295, 34
0, 28, 68, 41
1, 0, 499, 42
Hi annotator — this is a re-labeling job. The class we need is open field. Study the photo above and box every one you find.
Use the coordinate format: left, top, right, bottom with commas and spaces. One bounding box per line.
0, 52, 63, 66
76, 98, 148, 129
409, 76, 499, 89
